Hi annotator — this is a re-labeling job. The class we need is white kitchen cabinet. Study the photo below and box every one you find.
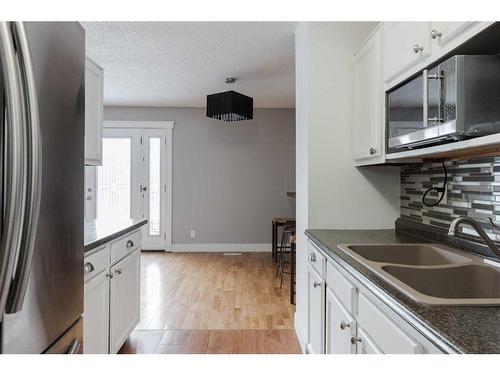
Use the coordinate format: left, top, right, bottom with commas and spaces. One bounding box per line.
357, 293, 423, 354
356, 328, 383, 354
325, 288, 356, 354
83, 270, 110, 354
85, 57, 104, 166
429, 22, 477, 47
307, 264, 325, 354
84, 230, 142, 354
353, 26, 384, 165
109, 248, 141, 354
383, 22, 431, 84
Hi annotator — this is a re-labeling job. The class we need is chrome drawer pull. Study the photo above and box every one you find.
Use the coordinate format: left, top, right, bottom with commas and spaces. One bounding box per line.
309, 253, 316, 262
340, 321, 350, 330
413, 44, 424, 53
114, 268, 122, 275
313, 281, 321, 288
351, 336, 361, 345
84, 262, 94, 274
430, 29, 442, 39
126, 240, 134, 248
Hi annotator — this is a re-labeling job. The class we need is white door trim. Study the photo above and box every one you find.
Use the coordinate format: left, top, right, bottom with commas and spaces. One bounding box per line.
103, 120, 174, 251
104, 121, 175, 129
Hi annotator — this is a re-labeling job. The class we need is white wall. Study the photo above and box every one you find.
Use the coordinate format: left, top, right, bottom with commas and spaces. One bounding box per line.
294, 22, 309, 349
294, 22, 400, 351
104, 107, 295, 248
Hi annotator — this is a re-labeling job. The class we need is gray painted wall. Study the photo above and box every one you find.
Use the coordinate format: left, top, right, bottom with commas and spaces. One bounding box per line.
104, 106, 295, 244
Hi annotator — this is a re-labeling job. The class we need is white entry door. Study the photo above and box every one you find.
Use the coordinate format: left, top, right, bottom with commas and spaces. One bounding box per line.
141, 129, 168, 249
93, 127, 169, 250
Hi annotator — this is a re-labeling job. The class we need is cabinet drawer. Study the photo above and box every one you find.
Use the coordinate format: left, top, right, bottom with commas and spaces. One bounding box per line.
110, 230, 141, 265
84, 246, 110, 283
307, 242, 326, 278
358, 293, 423, 354
326, 261, 357, 313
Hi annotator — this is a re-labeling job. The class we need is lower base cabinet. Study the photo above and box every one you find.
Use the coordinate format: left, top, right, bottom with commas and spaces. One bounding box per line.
83, 270, 110, 354
356, 328, 382, 354
307, 264, 325, 354
326, 288, 357, 354
306, 240, 442, 354
109, 248, 141, 353
83, 230, 142, 354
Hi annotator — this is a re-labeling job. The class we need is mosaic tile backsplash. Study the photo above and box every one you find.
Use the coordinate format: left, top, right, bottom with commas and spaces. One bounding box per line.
400, 157, 500, 241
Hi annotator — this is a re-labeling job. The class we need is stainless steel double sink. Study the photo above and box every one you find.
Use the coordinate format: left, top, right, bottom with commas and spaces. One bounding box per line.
337, 244, 500, 306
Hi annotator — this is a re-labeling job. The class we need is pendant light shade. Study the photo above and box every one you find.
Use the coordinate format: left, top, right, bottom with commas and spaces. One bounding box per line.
206, 78, 253, 122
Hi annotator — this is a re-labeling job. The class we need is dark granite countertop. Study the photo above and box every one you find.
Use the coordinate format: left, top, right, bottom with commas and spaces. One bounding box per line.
84, 218, 148, 252
305, 227, 500, 354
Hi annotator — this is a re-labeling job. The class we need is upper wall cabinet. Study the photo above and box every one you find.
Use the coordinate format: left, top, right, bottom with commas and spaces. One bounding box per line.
353, 26, 384, 165
85, 58, 104, 166
383, 21, 493, 90
382, 22, 431, 85
429, 22, 477, 48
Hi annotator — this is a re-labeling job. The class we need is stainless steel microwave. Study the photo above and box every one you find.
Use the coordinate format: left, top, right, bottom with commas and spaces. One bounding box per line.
387, 55, 500, 150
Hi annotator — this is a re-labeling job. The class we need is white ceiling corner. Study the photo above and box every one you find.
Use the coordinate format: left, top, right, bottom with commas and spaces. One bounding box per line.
82, 22, 297, 108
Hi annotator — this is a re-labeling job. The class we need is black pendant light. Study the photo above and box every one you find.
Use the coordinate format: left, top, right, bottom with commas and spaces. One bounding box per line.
206, 78, 253, 122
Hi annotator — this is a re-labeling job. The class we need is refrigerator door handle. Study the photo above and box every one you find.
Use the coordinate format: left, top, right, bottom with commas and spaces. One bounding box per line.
66, 339, 81, 354
5, 22, 42, 313
0, 22, 26, 317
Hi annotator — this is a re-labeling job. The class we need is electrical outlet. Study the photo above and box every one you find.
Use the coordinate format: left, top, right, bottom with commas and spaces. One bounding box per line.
190, 230, 196, 239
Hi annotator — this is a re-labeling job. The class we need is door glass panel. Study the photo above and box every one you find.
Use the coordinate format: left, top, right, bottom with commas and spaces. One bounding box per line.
387, 75, 424, 139
149, 137, 161, 236
97, 138, 131, 219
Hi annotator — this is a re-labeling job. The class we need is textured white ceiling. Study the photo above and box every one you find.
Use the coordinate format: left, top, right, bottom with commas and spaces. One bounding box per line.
82, 22, 297, 108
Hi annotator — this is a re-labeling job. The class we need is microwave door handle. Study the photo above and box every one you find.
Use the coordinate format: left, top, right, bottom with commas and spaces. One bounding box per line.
6, 22, 42, 313
423, 69, 428, 128
0, 22, 26, 315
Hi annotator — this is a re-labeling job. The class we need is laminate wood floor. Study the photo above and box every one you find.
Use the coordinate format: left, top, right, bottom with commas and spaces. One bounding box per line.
137, 252, 295, 330
119, 252, 300, 354
119, 329, 301, 354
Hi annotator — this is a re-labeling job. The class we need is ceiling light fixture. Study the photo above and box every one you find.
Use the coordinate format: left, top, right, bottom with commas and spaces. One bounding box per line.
206, 78, 253, 122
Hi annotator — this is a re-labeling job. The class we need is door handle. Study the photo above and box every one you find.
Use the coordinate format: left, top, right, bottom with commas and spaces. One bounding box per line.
6, 22, 43, 314
0, 21, 26, 316
313, 281, 321, 288
140, 185, 147, 192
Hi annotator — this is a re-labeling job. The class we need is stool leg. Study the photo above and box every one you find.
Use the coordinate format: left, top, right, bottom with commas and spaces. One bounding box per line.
290, 242, 295, 304
272, 221, 276, 261
279, 231, 289, 289
276, 226, 286, 278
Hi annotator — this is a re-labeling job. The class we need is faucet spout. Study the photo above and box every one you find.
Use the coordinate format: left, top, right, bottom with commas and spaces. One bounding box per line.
448, 216, 500, 258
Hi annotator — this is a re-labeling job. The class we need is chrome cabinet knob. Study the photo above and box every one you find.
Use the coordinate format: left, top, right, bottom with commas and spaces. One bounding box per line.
369, 147, 376, 155
430, 29, 442, 39
86, 196, 92, 200
106, 273, 113, 279
84, 262, 94, 274
351, 336, 362, 345
413, 44, 424, 53
313, 281, 321, 288
114, 268, 122, 275
309, 253, 316, 262
340, 321, 350, 330
126, 240, 134, 248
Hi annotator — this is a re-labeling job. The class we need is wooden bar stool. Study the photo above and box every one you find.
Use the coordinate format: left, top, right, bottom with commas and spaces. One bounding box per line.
272, 218, 295, 262
290, 235, 296, 305
276, 224, 295, 289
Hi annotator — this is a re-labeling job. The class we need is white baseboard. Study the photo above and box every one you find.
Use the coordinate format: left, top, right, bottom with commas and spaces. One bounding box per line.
170, 243, 272, 252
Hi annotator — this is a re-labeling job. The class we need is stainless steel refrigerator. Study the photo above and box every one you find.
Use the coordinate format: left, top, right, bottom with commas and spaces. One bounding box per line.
0, 22, 84, 354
